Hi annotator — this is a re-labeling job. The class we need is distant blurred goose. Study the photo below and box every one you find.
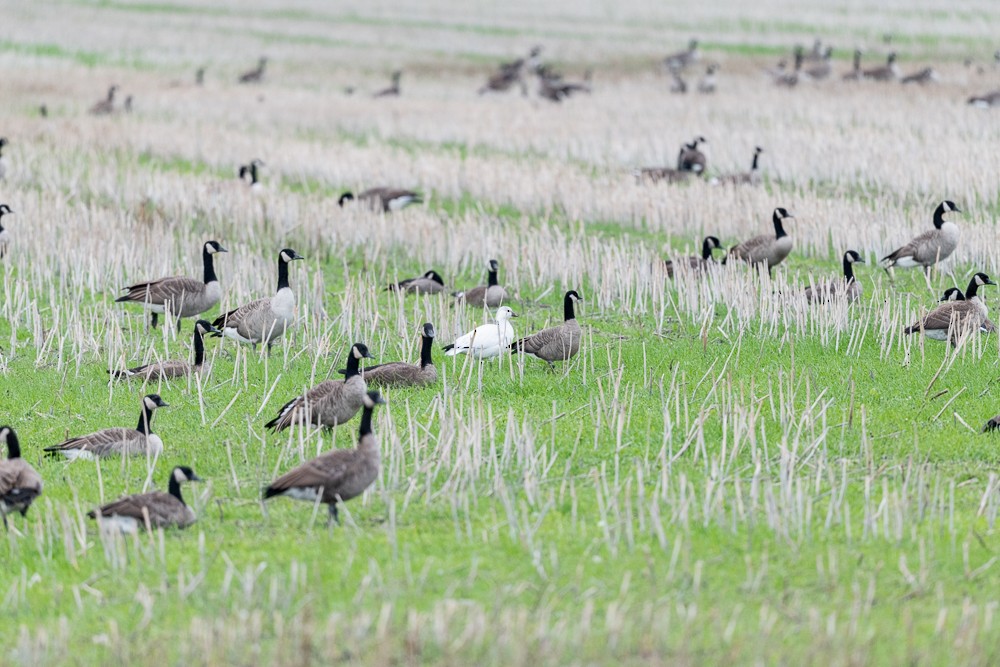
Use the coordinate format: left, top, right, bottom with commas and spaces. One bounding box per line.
89, 85, 118, 115
901, 67, 938, 85
805, 251, 864, 303
0, 426, 43, 528
239, 57, 267, 84
387, 270, 446, 295
0, 137, 9, 180
714, 146, 763, 185
444, 307, 517, 359
664, 39, 699, 70
863, 52, 899, 81
89, 466, 200, 532
968, 91, 1000, 108
0, 204, 13, 259
697, 64, 718, 93
373, 70, 401, 97
338, 187, 422, 212
842, 50, 863, 81
239, 159, 264, 192
677, 136, 707, 173
45, 394, 168, 460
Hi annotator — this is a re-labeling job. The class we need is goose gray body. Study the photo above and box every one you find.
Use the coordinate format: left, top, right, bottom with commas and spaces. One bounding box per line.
264, 392, 385, 525
344, 324, 437, 388
110, 320, 219, 380
116, 241, 227, 329
863, 52, 899, 81
0, 427, 43, 526
511, 291, 582, 366
715, 147, 763, 185
968, 91, 1000, 108
453, 259, 509, 307
339, 188, 422, 212
89, 85, 118, 115
635, 167, 696, 184
901, 67, 937, 85
881, 201, 960, 271
212, 248, 303, 349
44, 395, 168, 460
677, 136, 707, 173
664, 40, 699, 70
726, 208, 795, 275
239, 57, 267, 84
88, 466, 199, 532
805, 251, 865, 303
666, 236, 721, 278
266, 343, 372, 431
388, 270, 446, 295
904, 273, 994, 344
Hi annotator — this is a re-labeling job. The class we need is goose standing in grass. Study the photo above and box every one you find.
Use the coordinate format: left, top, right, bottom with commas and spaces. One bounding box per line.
663, 39, 699, 71
373, 70, 401, 97
239, 160, 265, 193
343, 324, 437, 388
239, 57, 267, 84
45, 394, 168, 460
116, 240, 227, 330
881, 200, 960, 277
0, 427, 42, 529
724, 207, 795, 276
212, 248, 304, 352
0, 137, 9, 181
904, 273, 995, 345
264, 391, 385, 526
387, 270, 446, 295
677, 136, 707, 173
805, 251, 865, 303
452, 259, 510, 307
444, 306, 517, 359
968, 91, 1000, 108
714, 146, 764, 185
803, 47, 833, 80
89, 85, 118, 115
266, 343, 372, 432
109, 320, 220, 381
665, 236, 722, 278
510, 291, 582, 369
0, 204, 12, 259
338, 187, 422, 212
863, 52, 899, 81
842, 49, 863, 81
88, 466, 200, 532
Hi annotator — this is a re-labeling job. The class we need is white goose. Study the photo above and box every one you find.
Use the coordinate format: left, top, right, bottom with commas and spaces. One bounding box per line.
444, 307, 517, 359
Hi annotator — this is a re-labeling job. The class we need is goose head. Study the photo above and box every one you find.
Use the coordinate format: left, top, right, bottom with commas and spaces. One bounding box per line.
422, 322, 436, 339
144, 394, 169, 410
195, 319, 221, 336
205, 240, 227, 254
496, 306, 518, 321
362, 391, 387, 409
172, 466, 202, 483
351, 343, 373, 360
279, 248, 304, 263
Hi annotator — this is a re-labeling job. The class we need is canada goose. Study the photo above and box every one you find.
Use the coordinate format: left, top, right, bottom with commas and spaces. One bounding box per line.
634, 166, 696, 184
264, 391, 385, 526
804, 47, 833, 80
842, 49, 863, 81
677, 136, 707, 173
0, 427, 43, 528
212, 248, 304, 352
338, 188, 422, 212
901, 67, 938, 85
116, 240, 227, 330
510, 291, 582, 368
110, 320, 220, 380
938, 288, 995, 332
774, 47, 807, 87
444, 306, 517, 359
967, 91, 1000, 108
88, 466, 200, 532
538, 75, 591, 102
904, 273, 995, 345
725, 207, 795, 276
805, 251, 865, 303
452, 259, 510, 307
266, 343, 372, 432
238, 159, 264, 192
45, 394, 168, 460
881, 200, 960, 275
479, 62, 524, 94
714, 146, 764, 185
239, 57, 267, 84
697, 64, 718, 93
89, 85, 118, 115
664, 39, 699, 71
803, 39, 827, 62
387, 270, 446, 295
665, 236, 722, 278
373, 70, 401, 97
0, 137, 8, 180
0, 204, 12, 259
342, 323, 437, 388
863, 52, 899, 81
669, 69, 687, 93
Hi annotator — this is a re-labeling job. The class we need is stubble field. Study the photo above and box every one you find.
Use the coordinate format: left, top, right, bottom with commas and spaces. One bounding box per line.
3, 0, 1000, 664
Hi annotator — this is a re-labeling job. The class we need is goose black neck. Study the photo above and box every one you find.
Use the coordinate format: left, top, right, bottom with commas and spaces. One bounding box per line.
842, 257, 855, 282
701, 238, 715, 260
933, 206, 947, 229
563, 294, 577, 321
202, 247, 218, 284
193, 328, 206, 367
487, 268, 498, 287
344, 350, 361, 379
359, 406, 375, 438
420, 334, 434, 368
168, 475, 187, 506
5, 431, 21, 459
751, 151, 760, 171
136, 405, 155, 435
773, 213, 787, 239
249, 163, 258, 184
277, 257, 290, 291
966, 278, 982, 299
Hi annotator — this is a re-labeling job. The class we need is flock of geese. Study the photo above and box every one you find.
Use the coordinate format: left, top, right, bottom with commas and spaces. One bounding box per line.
1, 242, 583, 528
3, 38, 999, 533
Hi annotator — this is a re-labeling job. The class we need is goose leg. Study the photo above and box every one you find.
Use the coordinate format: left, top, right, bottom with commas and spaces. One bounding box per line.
150, 312, 159, 329
176, 317, 183, 333
327, 503, 340, 527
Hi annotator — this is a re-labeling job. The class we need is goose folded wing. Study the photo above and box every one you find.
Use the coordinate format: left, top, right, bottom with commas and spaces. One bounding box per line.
213, 297, 270, 331
729, 235, 769, 259
268, 380, 342, 430
90, 491, 183, 526
266, 450, 355, 497
45, 427, 141, 456
0, 460, 41, 498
